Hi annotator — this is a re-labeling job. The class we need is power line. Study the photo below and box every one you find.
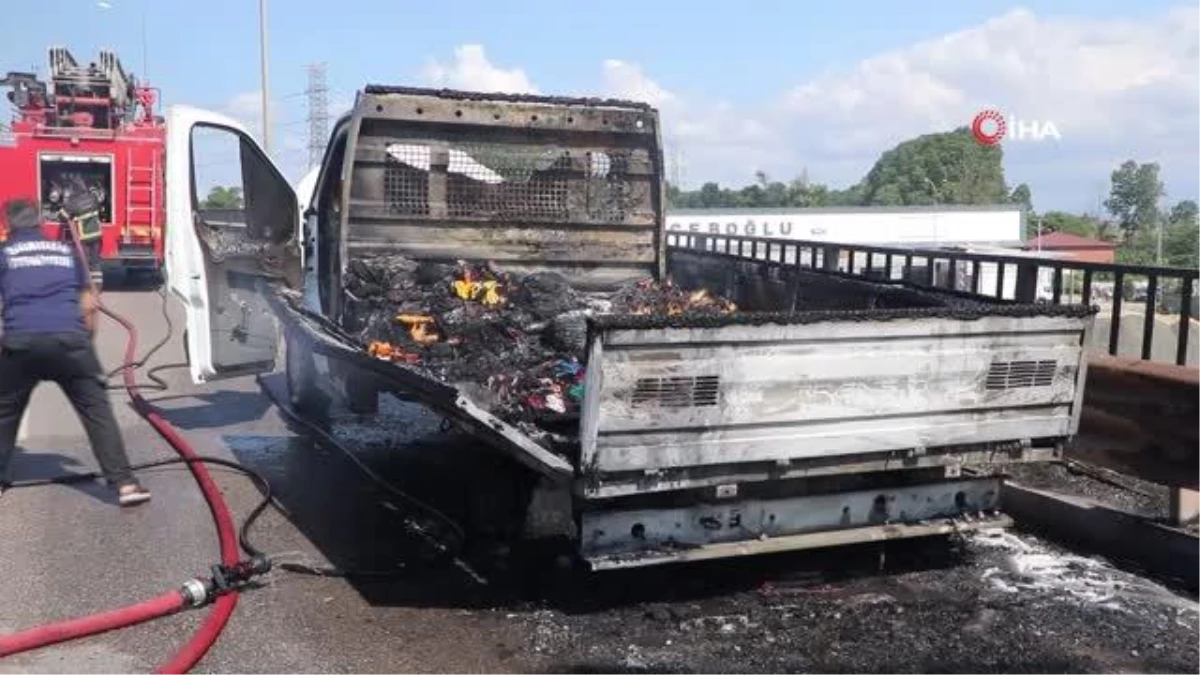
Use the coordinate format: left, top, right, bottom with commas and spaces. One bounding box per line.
305, 62, 330, 170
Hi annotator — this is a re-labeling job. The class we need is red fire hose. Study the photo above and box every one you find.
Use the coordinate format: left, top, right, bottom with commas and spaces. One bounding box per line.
0, 591, 185, 658
0, 227, 248, 672
102, 303, 243, 675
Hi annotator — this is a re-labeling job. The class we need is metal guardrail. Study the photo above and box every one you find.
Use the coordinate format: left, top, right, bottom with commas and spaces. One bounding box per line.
196, 208, 246, 228
667, 233, 1199, 367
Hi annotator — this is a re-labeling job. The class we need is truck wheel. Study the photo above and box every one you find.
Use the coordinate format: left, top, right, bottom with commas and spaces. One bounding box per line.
285, 329, 327, 417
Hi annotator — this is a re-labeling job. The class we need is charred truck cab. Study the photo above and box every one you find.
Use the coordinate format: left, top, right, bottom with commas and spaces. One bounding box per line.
165, 87, 1095, 570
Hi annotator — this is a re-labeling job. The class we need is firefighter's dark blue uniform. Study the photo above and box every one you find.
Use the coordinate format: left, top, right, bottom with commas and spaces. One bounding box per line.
0, 198, 145, 502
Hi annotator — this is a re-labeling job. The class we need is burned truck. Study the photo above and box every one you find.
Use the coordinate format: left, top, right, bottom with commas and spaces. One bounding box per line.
164, 87, 1095, 569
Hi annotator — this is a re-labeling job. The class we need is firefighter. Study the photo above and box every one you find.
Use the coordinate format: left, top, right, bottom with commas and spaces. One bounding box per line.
60, 176, 104, 291
0, 198, 151, 506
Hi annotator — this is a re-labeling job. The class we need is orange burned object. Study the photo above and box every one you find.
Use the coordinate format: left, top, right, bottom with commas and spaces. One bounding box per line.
367, 340, 420, 364
688, 288, 737, 312
396, 313, 442, 345
626, 286, 737, 317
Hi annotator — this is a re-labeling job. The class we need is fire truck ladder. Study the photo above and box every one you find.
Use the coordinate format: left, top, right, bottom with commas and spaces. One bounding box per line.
123, 147, 160, 253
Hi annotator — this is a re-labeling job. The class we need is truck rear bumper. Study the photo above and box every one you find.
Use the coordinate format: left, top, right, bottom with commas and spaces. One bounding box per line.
581, 476, 1002, 570
586, 513, 1012, 570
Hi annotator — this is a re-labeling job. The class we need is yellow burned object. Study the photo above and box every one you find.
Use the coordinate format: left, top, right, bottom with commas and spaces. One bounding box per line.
451, 279, 504, 307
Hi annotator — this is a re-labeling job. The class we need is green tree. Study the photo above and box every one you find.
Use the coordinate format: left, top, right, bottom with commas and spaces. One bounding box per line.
1104, 160, 1164, 242
667, 128, 1012, 210
1116, 227, 1159, 266
1169, 199, 1198, 229
1164, 223, 1198, 269
856, 128, 1008, 206
1009, 183, 1033, 214
1034, 211, 1101, 239
697, 182, 723, 208
201, 185, 244, 209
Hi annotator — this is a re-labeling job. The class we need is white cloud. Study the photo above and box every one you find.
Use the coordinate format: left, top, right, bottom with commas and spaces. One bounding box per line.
422, 7, 1198, 211
220, 11, 1191, 208
219, 90, 272, 141
196, 91, 311, 185
421, 45, 538, 94
779, 7, 1198, 151
601, 60, 677, 108
688, 5, 1199, 208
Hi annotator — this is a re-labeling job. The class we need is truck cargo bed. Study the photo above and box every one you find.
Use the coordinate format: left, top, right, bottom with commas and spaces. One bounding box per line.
278, 259, 1095, 501
279, 85, 1095, 567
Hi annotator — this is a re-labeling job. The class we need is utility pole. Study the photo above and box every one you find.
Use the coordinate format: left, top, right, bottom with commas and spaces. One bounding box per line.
306, 63, 330, 169
259, 0, 271, 153
1155, 193, 1167, 265
1156, 217, 1164, 265
140, 12, 148, 81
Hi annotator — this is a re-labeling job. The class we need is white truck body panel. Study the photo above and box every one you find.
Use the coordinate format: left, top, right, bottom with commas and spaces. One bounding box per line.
581, 314, 1087, 483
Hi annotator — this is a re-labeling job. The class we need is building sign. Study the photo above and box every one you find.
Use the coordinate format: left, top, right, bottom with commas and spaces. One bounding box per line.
667, 214, 820, 239
666, 208, 1024, 246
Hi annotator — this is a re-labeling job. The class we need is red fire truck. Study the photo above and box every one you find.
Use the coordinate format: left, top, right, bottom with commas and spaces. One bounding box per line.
0, 47, 165, 277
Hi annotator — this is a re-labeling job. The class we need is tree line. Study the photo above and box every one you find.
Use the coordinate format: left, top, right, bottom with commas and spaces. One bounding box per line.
667, 127, 1198, 269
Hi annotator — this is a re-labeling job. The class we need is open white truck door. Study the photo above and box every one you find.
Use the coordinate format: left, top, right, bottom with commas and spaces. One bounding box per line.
164, 105, 302, 384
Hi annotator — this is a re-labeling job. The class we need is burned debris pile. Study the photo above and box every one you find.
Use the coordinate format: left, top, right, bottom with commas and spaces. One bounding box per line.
342, 256, 735, 438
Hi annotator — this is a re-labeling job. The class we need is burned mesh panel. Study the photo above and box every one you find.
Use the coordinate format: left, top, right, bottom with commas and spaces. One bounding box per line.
382, 141, 645, 224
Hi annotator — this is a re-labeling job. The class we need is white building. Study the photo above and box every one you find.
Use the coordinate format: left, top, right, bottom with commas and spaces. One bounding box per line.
665, 205, 1070, 301
665, 205, 1025, 248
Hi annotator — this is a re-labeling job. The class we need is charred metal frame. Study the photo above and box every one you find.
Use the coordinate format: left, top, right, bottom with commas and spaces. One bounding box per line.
335, 86, 667, 308
582, 476, 1004, 569
667, 233, 1198, 366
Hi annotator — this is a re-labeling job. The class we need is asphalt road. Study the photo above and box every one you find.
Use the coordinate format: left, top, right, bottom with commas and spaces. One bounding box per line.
1, 284, 1197, 673
0, 286, 528, 673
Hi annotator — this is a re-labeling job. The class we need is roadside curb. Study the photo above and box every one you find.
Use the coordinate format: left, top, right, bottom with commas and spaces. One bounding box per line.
1002, 480, 1199, 592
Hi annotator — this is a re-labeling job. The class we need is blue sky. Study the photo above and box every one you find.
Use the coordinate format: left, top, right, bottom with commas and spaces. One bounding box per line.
5, 0, 1198, 213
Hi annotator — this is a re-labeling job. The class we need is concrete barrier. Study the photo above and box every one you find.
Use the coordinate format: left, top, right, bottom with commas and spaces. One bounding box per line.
1069, 354, 1199, 524
1002, 481, 1199, 592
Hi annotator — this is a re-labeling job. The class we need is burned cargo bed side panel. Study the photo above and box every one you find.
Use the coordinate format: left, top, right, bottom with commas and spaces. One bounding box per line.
341, 88, 666, 296
578, 310, 1092, 497
272, 293, 575, 481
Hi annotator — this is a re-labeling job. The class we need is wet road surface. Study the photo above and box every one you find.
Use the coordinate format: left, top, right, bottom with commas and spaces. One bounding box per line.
1, 285, 1196, 673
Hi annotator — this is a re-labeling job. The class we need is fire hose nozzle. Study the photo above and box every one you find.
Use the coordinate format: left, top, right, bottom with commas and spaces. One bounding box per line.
181, 555, 274, 608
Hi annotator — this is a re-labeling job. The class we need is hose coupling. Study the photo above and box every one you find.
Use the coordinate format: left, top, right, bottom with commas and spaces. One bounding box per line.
180, 578, 211, 608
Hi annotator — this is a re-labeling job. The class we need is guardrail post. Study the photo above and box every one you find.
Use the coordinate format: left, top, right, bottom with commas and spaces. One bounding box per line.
822, 246, 840, 272
1014, 263, 1039, 303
